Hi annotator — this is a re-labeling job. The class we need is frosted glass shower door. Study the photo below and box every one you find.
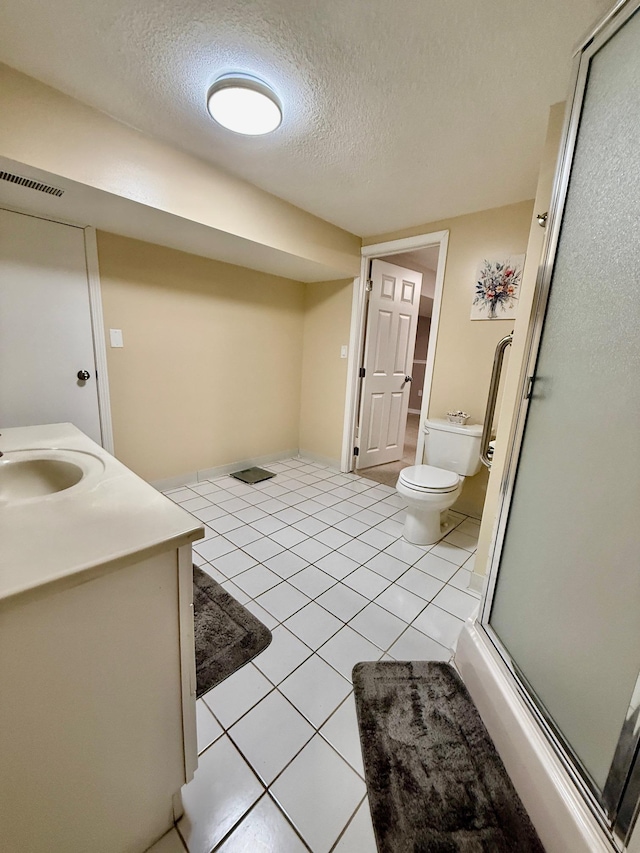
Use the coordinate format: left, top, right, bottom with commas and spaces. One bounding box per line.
486, 4, 640, 810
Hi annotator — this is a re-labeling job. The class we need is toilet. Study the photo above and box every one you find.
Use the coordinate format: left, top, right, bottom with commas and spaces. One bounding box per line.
396, 418, 483, 545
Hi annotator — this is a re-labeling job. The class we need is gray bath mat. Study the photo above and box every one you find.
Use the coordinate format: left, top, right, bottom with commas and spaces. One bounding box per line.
353, 660, 545, 853
193, 566, 272, 698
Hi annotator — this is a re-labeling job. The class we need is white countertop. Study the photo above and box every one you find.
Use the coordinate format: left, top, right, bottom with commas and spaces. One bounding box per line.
0, 423, 203, 608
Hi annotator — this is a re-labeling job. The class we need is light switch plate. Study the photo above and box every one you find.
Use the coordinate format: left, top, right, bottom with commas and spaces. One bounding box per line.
109, 329, 124, 348
340, 345, 348, 359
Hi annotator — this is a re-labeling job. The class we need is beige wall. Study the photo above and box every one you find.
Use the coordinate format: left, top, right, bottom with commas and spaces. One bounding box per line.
409, 316, 431, 410
97, 231, 305, 482
365, 199, 534, 517
299, 280, 354, 464
473, 103, 566, 580
0, 63, 360, 279
414, 315, 431, 361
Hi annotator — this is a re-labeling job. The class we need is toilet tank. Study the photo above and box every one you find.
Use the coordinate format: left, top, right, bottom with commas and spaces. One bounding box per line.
423, 418, 484, 476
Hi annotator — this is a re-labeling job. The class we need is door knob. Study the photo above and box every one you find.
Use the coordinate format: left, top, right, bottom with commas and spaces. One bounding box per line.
77, 370, 90, 381
404, 375, 413, 382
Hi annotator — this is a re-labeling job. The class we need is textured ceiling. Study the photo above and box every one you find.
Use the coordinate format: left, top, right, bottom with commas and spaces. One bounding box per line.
0, 0, 610, 237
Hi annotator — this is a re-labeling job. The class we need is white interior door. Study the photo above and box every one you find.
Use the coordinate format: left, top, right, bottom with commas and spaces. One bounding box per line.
356, 259, 422, 469
0, 209, 102, 444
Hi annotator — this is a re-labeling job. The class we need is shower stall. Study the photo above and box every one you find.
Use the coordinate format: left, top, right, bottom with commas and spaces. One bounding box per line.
459, 2, 640, 850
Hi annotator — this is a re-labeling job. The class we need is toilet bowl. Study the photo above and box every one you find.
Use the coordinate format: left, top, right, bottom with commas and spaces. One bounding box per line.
397, 465, 463, 545
396, 418, 483, 545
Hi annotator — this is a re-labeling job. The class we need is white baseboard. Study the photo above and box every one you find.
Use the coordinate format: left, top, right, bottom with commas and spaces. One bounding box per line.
197, 449, 299, 482
152, 470, 200, 492
297, 449, 341, 470
468, 571, 485, 595
455, 622, 614, 853
151, 449, 299, 491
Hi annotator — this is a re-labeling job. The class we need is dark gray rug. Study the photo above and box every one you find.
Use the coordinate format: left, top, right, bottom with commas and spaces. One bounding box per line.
193, 566, 272, 698
353, 660, 545, 853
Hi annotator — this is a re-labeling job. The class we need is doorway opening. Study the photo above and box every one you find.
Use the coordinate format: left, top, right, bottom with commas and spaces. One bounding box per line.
341, 231, 449, 484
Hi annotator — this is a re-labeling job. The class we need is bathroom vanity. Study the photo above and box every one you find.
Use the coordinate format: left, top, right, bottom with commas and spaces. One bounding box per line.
0, 424, 203, 853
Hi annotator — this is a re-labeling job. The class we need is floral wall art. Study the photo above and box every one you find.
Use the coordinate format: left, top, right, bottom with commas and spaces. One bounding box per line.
470, 254, 524, 320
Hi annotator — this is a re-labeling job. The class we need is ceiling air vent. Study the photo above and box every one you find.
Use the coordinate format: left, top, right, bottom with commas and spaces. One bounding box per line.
0, 171, 64, 197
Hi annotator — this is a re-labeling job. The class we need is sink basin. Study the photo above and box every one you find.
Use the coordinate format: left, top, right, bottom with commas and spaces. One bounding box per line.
0, 449, 105, 502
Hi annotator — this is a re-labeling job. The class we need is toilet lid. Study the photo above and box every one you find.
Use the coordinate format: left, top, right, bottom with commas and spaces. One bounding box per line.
399, 464, 460, 492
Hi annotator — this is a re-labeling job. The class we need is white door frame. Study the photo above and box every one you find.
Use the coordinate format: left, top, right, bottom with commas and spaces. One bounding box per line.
340, 230, 449, 472
84, 226, 114, 455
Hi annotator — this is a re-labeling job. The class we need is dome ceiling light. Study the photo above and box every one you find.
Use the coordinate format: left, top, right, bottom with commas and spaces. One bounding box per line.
206, 74, 282, 136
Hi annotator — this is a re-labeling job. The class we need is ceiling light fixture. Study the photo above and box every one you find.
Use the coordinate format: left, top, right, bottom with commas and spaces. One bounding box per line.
206, 74, 282, 136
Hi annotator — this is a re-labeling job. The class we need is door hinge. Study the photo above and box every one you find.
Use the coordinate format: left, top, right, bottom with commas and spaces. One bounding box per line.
359, 367, 366, 378
353, 447, 360, 456
525, 375, 536, 399
365, 279, 373, 292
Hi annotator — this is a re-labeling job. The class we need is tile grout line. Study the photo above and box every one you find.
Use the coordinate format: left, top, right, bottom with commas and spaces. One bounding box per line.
197, 551, 474, 622
327, 793, 369, 853
200, 682, 367, 846
201, 591, 452, 760
195, 559, 472, 669
196, 508, 475, 615
191, 718, 316, 851
219, 555, 469, 657
209, 790, 314, 853
194, 507, 473, 667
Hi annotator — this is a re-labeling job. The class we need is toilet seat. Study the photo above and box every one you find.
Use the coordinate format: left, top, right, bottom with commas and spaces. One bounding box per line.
398, 464, 460, 494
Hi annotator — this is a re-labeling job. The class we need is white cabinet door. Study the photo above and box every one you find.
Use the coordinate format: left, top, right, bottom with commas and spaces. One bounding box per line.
356, 259, 422, 469
0, 209, 102, 443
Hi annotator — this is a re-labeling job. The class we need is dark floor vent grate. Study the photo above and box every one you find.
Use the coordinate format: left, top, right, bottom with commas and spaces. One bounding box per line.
0, 171, 64, 197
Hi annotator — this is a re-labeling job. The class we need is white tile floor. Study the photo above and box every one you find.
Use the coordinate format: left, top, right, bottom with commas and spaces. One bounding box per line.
152, 457, 480, 853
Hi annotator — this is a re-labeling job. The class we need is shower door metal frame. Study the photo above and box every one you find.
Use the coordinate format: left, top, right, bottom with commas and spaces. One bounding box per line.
478, 0, 640, 846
